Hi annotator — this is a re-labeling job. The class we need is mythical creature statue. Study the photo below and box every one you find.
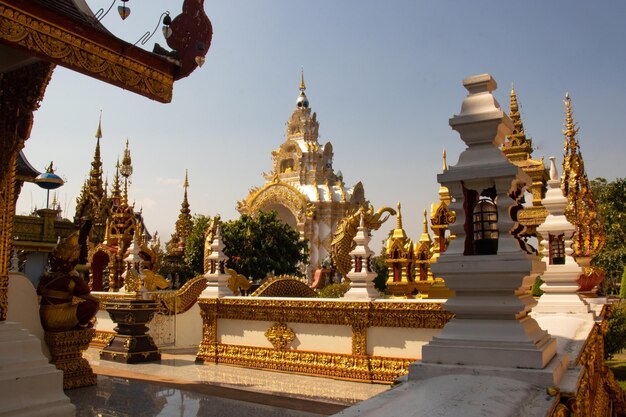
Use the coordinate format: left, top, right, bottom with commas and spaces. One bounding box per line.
142, 269, 170, 292
330, 204, 396, 277
225, 268, 252, 295
38, 232, 100, 332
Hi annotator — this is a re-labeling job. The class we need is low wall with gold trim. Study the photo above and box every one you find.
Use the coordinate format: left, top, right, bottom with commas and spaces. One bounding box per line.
196, 297, 453, 383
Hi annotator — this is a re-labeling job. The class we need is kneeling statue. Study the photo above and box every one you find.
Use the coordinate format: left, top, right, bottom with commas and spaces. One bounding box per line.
38, 232, 100, 331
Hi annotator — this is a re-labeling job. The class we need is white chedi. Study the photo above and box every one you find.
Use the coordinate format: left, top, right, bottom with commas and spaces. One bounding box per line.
343, 213, 379, 300
201, 225, 232, 298
533, 157, 590, 315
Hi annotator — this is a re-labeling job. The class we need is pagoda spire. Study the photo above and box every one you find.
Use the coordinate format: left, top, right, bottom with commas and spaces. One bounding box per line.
111, 158, 122, 206
175, 170, 192, 244
560, 93, 605, 258
503, 83, 532, 160
296, 67, 309, 109
89, 113, 104, 198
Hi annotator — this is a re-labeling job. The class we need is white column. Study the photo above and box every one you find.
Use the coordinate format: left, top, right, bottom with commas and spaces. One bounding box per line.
201, 226, 231, 298
344, 214, 378, 300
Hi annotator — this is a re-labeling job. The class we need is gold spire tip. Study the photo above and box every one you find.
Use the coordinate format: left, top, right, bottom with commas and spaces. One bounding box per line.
442, 149, 447, 172
183, 170, 189, 188
95, 111, 103, 139
300, 67, 306, 91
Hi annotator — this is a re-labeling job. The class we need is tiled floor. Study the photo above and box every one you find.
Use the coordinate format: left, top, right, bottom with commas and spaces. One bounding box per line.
67, 348, 390, 417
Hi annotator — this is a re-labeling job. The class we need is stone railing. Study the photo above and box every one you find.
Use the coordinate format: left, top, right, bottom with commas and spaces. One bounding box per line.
196, 297, 453, 383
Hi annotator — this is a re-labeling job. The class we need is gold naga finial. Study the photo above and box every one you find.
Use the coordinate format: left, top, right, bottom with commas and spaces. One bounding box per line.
95, 110, 103, 140
300, 66, 306, 91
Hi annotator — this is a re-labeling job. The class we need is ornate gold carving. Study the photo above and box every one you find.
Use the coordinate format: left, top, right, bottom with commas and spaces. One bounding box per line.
152, 275, 207, 314
201, 343, 410, 383
0, 61, 54, 320
0, 4, 174, 103
561, 94, 605, 259
331, 204, 396, 277
251, 275, 317, 297
265, 322, 295, 349
548, 306, 626, 417
90, 330, 116, 348
45, 329, 97, 389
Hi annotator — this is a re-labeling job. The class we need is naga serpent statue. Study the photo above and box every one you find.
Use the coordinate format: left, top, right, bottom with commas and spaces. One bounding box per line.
330, 204, 396, 278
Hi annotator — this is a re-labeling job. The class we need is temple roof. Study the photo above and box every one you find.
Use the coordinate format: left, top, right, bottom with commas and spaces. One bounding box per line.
0, 0, 212, 102
15, 151, 41, 182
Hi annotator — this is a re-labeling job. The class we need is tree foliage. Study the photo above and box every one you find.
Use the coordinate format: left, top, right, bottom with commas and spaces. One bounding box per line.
184, 214, 211, 276
605, 303, 626, 359
221, 211, 309, 281
590, 178, 626, 294
620, 268, 626, 300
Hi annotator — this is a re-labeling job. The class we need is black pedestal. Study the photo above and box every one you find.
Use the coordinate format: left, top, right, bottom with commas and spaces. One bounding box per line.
100, 299, 161, 364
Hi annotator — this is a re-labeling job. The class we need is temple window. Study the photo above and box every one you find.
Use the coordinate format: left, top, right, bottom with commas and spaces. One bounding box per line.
280, 159, 295, 173
472, 197, 498, 255
549, 234, 566, 265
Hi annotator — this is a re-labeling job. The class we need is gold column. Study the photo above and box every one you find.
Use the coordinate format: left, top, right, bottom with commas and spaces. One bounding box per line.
0, 61, 54, 320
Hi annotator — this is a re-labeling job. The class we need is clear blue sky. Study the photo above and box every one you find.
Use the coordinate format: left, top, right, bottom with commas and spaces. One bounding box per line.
17, 0, 626, 252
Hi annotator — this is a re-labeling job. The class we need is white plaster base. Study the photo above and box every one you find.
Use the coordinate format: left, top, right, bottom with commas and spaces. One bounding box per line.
0, 322, 75, 417
534, 264, 591, 315
422, 316, 557, 369
533, 293, 591, 315
334, 374, 555, 417
410, 350, 569, 387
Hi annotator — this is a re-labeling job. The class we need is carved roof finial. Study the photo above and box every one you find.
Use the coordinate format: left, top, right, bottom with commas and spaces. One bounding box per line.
95, 110, 103, 140
442, 149, 447, 172
396, 201, 403, 229
120, 138, 133, 179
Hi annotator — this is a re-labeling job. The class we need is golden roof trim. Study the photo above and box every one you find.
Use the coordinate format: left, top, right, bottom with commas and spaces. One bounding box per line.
0, 3, 174, 102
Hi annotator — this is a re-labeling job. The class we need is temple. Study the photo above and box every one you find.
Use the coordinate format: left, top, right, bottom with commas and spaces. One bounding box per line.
237, 71, 366, 276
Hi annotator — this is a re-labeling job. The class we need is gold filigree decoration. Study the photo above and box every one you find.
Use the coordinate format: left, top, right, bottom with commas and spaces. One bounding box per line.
90, 330, 116, 348
265, 322, 295, 349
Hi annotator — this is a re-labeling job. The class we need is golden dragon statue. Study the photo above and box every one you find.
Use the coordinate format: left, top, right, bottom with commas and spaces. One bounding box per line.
330, 204, 396, 277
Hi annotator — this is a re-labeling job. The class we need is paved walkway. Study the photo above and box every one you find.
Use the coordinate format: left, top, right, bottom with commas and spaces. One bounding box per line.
67, 348, 390, 417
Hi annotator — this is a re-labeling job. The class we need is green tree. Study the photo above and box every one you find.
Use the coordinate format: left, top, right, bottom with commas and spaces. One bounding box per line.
221, 211, 309, 280
371, 241, 390, 292
184, 214, 211, 276
620, 268, 626, 299
590, 178, 626, 294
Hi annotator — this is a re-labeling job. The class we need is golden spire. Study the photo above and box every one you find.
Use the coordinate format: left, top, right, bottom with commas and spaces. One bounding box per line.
300, 67, 306, 91
95, 110, 103, 139
396, 201, 403, 229
390, 201, 407, 240
122, 178, 129, 207
89, 113, 104, 198
560, 93, 605, 258
174, 170, 192, 244
438, 149, 451, 205
442, 149, 447, 172
503, 83, 532, 158
419, 209, 432, 243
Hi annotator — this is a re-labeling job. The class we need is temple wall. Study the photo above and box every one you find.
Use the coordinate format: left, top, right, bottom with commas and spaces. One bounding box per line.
197, 297, 453, 383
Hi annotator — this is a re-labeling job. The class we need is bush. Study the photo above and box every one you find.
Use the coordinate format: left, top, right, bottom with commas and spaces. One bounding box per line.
531, 276, 544, 297
317, 283, 350, 298
605, 303, 626, 360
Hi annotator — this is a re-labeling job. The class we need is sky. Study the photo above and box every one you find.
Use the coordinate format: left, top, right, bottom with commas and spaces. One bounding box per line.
16, 0, 626, 253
